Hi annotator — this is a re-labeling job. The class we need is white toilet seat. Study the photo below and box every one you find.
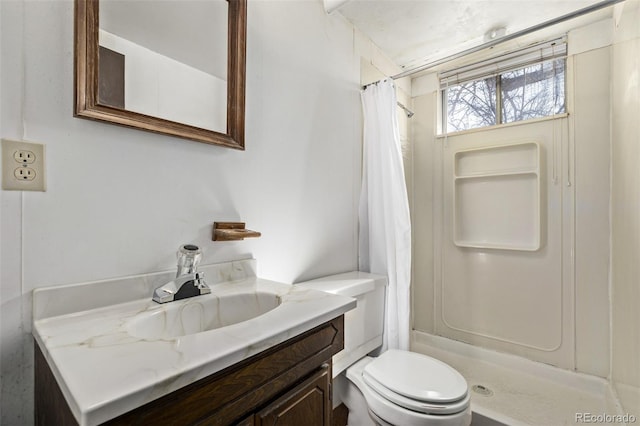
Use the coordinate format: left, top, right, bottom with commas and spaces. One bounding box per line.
346, 355, 472, 426
362, 349, 470, 415
363, 373, 470, 415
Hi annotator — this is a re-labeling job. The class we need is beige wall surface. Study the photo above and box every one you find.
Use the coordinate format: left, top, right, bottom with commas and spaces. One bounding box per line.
611, 0, 640, 417
572, 47, 612, 378
410, 92, 437, 333
434, 118, 575, 369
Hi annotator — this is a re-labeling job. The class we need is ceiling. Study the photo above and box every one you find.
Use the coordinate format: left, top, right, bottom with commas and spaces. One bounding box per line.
332, 0, 612, 73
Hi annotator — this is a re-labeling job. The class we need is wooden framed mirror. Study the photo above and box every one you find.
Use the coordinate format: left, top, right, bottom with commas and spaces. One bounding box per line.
74, 0, 246, 150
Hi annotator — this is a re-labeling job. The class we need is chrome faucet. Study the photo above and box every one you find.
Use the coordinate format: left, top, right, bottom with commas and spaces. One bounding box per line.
152, 244, 211, 303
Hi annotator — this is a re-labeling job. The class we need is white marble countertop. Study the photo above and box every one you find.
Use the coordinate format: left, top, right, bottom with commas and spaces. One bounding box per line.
32, 260, 356, 425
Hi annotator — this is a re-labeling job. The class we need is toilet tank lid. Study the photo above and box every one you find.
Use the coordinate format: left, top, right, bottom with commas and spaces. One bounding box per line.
296, 272, 387, 298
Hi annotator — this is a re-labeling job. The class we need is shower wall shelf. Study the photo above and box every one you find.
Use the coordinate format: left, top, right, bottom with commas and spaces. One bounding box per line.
453, 142, 541, 251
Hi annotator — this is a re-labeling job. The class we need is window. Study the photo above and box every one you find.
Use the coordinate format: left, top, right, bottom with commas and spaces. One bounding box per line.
447, 77, 497, 131
501, 60, 565, 124
441, 39, 566, 133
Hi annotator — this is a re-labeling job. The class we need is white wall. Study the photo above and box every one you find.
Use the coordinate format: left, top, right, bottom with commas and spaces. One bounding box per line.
611, 0, 640, 417
0, 0, 371, 423
1, 0, 27, 421
411, 20, 612, 376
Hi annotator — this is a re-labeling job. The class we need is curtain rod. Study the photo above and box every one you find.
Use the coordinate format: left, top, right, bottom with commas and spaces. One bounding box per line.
390, 0, 625, 80
397, 102, 414, 118
361, 80, 416, 117
362, 0, 623, 117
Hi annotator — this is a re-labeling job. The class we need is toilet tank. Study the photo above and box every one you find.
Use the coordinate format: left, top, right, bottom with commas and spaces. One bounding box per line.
297, 272, 387, 376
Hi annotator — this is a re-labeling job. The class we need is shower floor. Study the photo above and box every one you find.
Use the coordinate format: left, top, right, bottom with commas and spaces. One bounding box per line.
412, 332, 624, 426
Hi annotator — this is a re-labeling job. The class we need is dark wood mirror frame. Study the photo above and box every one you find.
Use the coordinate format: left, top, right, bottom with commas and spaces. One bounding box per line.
74, 0, 246, 150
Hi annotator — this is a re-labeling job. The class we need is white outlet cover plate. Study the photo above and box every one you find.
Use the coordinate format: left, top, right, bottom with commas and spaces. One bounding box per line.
2, 139, 46, 191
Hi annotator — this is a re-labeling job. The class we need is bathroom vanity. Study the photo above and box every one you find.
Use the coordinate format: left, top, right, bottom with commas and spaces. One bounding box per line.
32, 260, 355, 425
36, 317, 342, 425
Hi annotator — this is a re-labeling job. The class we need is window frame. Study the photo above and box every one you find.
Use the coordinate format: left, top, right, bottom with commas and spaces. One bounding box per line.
439, 39, 568, 135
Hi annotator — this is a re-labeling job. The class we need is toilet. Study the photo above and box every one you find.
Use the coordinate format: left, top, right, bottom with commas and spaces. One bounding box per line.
298, 272, 471, 426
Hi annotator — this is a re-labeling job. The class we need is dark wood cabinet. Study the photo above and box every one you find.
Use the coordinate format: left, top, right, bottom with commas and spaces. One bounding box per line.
256, 364, 331, 426
35, 316, 344, 426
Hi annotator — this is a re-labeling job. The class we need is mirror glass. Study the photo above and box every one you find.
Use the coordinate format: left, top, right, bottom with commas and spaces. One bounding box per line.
75, 0, 246, 149
98, 0, 228, 132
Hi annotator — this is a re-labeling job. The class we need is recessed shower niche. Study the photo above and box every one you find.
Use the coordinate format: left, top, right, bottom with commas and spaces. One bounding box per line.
453, 142, 541, 251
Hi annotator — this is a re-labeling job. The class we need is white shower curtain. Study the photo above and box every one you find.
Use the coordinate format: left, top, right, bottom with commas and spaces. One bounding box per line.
359, 79, 412, 351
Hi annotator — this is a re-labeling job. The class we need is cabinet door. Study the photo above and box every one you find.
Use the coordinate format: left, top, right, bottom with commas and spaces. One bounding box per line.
256, 365, 331, 426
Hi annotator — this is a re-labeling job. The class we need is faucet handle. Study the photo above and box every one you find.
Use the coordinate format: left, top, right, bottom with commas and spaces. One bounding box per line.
176, 244, 202, 277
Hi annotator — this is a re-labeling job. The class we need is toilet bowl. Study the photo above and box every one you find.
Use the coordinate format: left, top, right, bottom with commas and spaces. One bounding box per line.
347, 351, 471, 426
298, 272, 471, 426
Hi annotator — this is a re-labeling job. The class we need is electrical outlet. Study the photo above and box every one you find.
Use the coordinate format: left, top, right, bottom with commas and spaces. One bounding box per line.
2, 139, 46, 191
14, 167, 36, 181
14, 149, 36, 164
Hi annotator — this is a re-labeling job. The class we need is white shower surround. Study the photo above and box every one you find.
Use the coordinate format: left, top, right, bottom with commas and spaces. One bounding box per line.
410, 9, 639, 420
411, 17, 614, 375
437, 118, 571, 362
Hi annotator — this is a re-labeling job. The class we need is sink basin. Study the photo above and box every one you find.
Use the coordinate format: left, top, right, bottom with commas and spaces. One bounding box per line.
127, 291, 281, 339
